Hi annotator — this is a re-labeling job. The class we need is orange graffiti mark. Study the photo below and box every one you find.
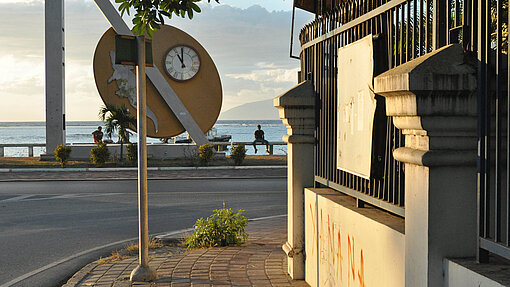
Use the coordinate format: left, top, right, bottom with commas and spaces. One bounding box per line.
348, 235, 356, 281
309, 203, 316, 255
358, 249, 366, 287
337, 230, 343, 282
327, 214, 335, 265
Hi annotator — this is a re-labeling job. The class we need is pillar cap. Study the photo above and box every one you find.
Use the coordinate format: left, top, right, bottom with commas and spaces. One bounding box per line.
274, 80, 315, 108
374, 44, 476, 96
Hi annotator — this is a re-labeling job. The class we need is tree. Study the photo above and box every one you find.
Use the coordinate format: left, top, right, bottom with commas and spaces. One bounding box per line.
99, 104, 137, 161
115, 0, 220, 36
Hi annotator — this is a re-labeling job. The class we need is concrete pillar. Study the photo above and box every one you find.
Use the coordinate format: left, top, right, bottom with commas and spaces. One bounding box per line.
45, 0, 66, 155
374, 44, 478, 287
274, 80, 315, 279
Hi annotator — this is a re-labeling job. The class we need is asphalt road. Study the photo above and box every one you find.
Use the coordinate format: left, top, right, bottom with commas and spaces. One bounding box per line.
0, 178, 287, 287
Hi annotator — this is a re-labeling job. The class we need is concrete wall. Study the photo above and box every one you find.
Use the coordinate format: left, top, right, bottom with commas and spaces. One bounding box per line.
444, 259, 508, 287
305, 188, 405, 287
66, 144, 199, 160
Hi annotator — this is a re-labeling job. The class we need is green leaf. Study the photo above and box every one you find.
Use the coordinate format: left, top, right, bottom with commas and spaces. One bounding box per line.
190, 2, 201, 12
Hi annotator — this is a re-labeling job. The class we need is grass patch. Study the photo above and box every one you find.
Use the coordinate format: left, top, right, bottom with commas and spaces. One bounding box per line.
125, 238, 164, 254
96, 251, 130, 265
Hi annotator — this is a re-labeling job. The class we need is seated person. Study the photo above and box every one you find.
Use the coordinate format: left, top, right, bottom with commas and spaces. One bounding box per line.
252, 124, 270, 154
92, 126, 103, 144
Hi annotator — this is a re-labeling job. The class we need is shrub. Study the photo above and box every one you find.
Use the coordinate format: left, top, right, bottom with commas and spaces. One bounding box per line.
54, 144, 72, 167
230, 144, 246, 166
90, 143, 110, 167
198, 144, 214, 166
186, 207, 248, 249
126, 143, 137, 163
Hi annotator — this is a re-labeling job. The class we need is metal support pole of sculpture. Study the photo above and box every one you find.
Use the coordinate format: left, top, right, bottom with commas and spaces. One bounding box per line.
129, 35, 157, 282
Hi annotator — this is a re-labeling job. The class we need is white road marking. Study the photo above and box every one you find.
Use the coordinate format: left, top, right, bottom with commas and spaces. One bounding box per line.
0, 195, 34, 203
0, 193, 125, 203
248, 214, 287, 221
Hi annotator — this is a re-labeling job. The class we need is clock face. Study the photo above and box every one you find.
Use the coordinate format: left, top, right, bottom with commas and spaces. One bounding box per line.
164, 45, 201, 81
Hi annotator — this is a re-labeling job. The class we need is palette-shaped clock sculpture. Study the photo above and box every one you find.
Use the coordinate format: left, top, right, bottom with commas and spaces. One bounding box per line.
93, 25, 222, 138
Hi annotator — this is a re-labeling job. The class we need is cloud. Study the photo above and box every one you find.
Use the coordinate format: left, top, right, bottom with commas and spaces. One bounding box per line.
0, 0, 313, 121
226, 66, 299, 83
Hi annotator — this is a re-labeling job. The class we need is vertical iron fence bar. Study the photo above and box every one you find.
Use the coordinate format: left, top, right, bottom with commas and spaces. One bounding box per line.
471, 0, 477, 51
395, 8, 400, 66
329, 39, 334, 182
448, 0, 453, 43
383, 117, 390, 200
320, 40, 325, 181
432, 0, 440, 49
391, 124, 397, 203
507, 0, 510, 248
407, 2, 411, 62
453, 0, 457, 29
457, 0, 462, 27
389, 9, 394, 68
483, 0, 491, 242
464, 0, 472, 50
420, 0, 424, 55
425, 0, 430, 53
477, 0, 490, 262
412, 0, 416, 59
399, 5, 403, 65
495, 0, 502, 243
400, 128, 405, 206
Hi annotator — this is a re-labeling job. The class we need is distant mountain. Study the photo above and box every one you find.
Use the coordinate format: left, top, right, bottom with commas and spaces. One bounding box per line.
219, 99, 280, 120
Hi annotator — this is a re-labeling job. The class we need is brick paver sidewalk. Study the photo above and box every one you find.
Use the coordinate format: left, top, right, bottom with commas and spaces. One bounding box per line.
62, 216, 308, 287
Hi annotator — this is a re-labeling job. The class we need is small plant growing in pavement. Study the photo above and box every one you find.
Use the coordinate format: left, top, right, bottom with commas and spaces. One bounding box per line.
186, 204, 248, 249
230, 144, 246, 166
125, 238, 164, 254
54, 144, 71, 167
90, 143, 110, 167
198, 144, 214, 166
97, 250, 129, 265
126, 143, 137, 163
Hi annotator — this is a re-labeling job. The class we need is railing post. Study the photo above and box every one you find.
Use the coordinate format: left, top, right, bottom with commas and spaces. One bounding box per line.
375, 44, 478, 286
0, 147, 4, 157
274, 80, 315, 280
28, 146, 34, 157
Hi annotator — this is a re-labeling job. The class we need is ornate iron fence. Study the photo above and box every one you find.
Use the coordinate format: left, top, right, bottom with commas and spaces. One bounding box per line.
298, 0, 509, 262
298, 0, 441, 218
474, 0, 510, 262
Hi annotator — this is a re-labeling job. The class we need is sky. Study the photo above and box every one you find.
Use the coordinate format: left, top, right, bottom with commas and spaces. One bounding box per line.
0, 0, 313, 121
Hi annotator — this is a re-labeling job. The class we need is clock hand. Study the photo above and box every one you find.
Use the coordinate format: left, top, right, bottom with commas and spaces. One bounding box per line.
180, 48, 185, 68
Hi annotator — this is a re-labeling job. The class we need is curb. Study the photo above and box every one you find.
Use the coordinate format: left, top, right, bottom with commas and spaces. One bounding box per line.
0, 165, 287, 173
0, 175, 287, 183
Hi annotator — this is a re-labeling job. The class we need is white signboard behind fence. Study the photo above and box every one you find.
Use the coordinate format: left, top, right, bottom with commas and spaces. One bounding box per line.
337, 35, 377, 179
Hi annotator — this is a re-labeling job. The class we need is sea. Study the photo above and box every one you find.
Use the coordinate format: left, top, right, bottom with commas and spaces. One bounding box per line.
0, 120, 287, 157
